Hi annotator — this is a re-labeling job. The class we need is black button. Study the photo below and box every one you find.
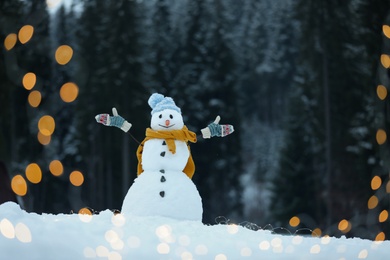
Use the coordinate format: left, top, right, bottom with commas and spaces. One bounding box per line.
160, 151, 166, 157
160, 169, 165, 173
160, 191, 165, 197
161, 176, 166, 182
162, 141, 166, 145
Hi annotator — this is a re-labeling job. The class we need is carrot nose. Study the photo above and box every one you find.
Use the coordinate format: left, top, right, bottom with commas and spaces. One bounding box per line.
165, 120, 170, 126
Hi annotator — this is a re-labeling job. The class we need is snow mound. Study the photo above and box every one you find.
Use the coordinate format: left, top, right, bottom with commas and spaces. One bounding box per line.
0, 202, 389, 260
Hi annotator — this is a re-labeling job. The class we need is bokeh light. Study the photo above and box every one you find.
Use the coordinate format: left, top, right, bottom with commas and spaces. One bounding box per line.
312, 228, 322, 237
46, 0, 62, 9
379, 210, 388, 223
310, 244, 321, 254
55, 45, 73, 65
371, 176, 382, 190
0, 218, 15, 239
95, 245, 109, 257
289, 216, 300, 227
28, 90, 42, 107
367, 195, 379, 209
4, 33, 17, 51
15, 223, 32, 243
11, 175, 27, 196
259, 240, 270, 250
358, 249, 368, 259
25, 163, 42, 184
49, 160, 63, 176
376, 129, 387, 145
376, 85, 387, 100
380, 54, 390, 68
18, 25, 34, 44
157, 243, 170, 254
22, 72, 36, 90
215, 253, 228, 260
70, 171, 84, 186
60, 82, 79, 103
38, 115, 55, 136
375, 232, 385, 242
37, 131, 51, 145
338, 219, 351, 233
383, 25, 390, 39
78, 207, 93, 223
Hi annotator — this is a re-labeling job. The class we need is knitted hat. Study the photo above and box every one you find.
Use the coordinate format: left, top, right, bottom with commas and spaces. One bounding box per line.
148, 93, 181, 115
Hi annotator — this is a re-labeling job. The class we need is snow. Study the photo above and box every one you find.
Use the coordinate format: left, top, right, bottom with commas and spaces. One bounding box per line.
1, 202, 389, 260
122, 170, 202, 221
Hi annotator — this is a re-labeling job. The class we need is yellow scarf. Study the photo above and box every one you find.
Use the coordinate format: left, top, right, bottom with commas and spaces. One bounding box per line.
136, 126, 197, 179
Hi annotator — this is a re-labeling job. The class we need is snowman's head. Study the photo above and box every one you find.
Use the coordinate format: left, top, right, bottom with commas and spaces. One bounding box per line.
150, 109, 184, 131
148, 93, 184, 131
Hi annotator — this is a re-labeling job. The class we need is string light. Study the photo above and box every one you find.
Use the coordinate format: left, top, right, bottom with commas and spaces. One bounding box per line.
367, 195, 379, 210
338, 219, 351, 233
379, 210, 388, 223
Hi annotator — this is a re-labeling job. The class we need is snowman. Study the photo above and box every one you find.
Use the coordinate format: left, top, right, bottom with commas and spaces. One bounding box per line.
95, 93, 234, 221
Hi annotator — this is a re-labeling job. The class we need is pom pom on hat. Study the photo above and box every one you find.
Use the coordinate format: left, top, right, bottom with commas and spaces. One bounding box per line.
148, 93, 181, 115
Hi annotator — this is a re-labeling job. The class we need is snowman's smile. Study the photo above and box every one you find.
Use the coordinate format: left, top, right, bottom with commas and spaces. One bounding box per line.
158, 124, 175, 128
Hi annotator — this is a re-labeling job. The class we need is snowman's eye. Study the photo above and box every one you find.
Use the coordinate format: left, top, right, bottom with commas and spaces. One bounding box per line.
169, 114, 173, 119
159, 114, 162, 119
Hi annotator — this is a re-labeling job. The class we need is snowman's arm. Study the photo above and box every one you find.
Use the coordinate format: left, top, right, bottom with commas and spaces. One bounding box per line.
95, 107, 132, 132
201, 115, 234, 139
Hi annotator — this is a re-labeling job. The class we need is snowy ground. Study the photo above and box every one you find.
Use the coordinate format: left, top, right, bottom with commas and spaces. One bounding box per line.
0, 202, 389, 260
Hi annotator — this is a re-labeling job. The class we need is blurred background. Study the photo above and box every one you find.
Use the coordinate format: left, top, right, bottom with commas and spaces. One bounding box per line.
1, 0, 390, 240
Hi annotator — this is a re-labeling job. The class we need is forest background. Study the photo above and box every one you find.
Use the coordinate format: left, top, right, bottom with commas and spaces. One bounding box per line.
1, 0, 390, 240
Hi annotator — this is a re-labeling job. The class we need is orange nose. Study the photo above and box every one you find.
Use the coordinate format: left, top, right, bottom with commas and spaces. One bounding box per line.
165, 120, 170, 126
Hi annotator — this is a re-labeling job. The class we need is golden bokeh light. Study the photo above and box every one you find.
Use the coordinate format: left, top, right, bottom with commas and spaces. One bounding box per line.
377, 85, 387, 100
376, 129, 387, 145
25, 163, 42, 184
11, 175, 27, 196
22, 72, 36, 90
4, 33, 17, 51
70, 171, 84, 186
28, 90, 42, 108
312, 228, 322, 237
375, 232, 386, 242
338, 219, 351, 233
60, 82, 79, 103
383, 25, 390, 39
380, 54, 390, 68
371, 176, 382, 190
37, 131, 51, 145
49, 160, 64, 176
38, 115, 55, 136
18, 25, 34, 44
55, 45, 73, 65
289, 216, 300, 227
379, 210, 388, 223
367, 195, 379, 209
78, 207, 92, 215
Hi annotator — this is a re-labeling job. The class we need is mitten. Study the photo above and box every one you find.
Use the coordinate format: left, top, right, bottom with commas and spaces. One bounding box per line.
95, 108, 132, 132
201, 115, 234, 139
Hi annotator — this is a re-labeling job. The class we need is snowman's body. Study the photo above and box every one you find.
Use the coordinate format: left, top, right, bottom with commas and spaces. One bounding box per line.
121, 107, 203, 221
